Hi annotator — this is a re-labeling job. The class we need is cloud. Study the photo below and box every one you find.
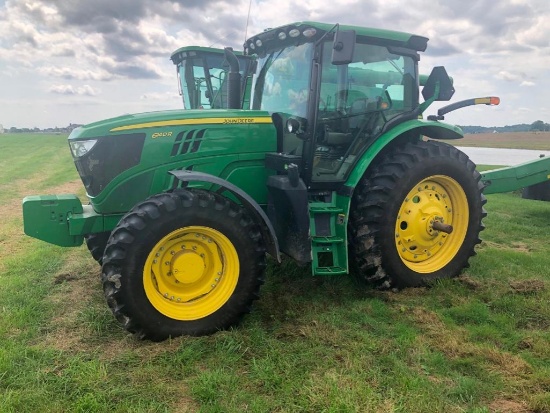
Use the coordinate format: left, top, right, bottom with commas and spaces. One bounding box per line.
496, 71, 524, 82
495, 71, 537, 88
46, 0, 147, 28
40, 66, 116, 81
0, 0, 549, 128
96, 58, 166, 80
49, 84, 99, 96
140, 91, 180, 100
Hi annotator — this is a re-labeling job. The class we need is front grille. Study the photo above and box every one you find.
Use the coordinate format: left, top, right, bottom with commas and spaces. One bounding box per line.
73, 133, 146, 196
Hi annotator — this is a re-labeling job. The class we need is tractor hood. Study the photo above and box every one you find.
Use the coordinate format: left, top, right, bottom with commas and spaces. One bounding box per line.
67, 108, 277, 213
69, 109, 272, 141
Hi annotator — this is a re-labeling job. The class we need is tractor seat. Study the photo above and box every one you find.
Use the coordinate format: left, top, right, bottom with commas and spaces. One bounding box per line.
323, 130, 353, 146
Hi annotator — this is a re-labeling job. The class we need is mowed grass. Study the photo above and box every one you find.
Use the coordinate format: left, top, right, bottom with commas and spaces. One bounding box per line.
458, 132, 550, 150
0, 133, 549, 412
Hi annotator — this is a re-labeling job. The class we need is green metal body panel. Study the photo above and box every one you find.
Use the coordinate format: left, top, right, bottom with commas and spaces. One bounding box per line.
22, 195, 125, 247
23, 109, 278, 247
68, 205, 124, 237
481, 157, 550, 195
22, 194, 85, 247
70, 109, 277, 214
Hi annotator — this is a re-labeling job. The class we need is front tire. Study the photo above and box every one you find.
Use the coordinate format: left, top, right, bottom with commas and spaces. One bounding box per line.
101, 189, 266, 341
349, 140, 486, 289
84, 232, 110, 265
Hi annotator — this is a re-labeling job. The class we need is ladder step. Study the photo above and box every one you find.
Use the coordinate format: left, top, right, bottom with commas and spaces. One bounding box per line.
311, 236, 344, 244
308, 194, 348, 276
309, 205, 344, 214
315, 266, 348, 275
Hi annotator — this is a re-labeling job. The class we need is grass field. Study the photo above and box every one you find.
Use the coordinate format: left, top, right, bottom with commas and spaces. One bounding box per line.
0, 133, 549, 412
457, 132, 550, 150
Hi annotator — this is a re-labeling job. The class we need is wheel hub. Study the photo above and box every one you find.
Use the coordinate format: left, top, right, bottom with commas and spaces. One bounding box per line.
172, 251, 205, 284
151, 235, 221, 303
143, 226, 239, 320
395, 176, 468, 273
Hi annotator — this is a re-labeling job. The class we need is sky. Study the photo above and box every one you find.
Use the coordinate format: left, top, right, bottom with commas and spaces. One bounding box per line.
0, 0, 548, 129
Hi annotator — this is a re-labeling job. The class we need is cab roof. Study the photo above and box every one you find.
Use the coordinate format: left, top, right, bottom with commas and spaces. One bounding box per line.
245, 21, 429, 55
170, 46, 245, 65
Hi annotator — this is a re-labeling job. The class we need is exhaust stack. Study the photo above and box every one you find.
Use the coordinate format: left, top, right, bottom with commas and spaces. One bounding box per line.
224, 47, 242, 110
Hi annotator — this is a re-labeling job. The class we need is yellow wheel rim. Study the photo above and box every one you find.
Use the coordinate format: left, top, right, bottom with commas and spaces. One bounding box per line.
395, 175, 468, 274
143, 226, 239, 320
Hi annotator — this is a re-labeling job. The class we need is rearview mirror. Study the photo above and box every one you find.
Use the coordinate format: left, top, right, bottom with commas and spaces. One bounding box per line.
422, 66, 455, 101
331, 30, 356, 65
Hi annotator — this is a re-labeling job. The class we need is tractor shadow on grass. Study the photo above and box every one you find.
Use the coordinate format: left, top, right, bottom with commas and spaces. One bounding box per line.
252, 256, 387, 330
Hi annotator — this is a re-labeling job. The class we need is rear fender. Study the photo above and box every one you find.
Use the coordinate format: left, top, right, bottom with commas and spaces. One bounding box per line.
344, 119, 463, 190
170, 170, 280, 261
332, 121, 463, 238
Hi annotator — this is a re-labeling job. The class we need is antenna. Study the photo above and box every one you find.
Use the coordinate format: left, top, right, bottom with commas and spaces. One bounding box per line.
244, 0, 252, 44
208, 33, 230, 48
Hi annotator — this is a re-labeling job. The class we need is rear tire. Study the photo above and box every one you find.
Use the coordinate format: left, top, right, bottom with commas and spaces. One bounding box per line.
349, 140, 486, 289
101, 189, 266, 341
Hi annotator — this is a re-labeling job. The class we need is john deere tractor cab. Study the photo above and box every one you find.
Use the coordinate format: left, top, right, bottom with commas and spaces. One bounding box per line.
23, 22, 500, 341
171, 46, 253, 109
247, 23, 428, 181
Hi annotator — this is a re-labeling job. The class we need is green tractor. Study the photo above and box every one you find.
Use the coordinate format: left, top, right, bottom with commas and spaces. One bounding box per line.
23, 22, 500, 341
170, 46, 253, 110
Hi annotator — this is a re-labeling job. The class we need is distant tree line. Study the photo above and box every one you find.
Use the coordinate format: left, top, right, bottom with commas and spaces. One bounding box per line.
459, 121, 549, 134
5, 124, 82, 134
4, 121, 549, 135
530, 120, 550, 132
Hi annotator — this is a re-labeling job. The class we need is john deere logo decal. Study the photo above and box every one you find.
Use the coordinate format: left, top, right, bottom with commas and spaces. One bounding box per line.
222, 118, 255, 124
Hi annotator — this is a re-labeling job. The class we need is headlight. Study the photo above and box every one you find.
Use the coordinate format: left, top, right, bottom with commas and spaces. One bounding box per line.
303, 28, 317, 38
69, 139, 98, 158
289, 29, 300, 38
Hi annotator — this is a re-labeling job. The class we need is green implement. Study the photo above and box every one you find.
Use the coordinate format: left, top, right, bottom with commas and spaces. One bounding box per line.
481, 156, 550, 195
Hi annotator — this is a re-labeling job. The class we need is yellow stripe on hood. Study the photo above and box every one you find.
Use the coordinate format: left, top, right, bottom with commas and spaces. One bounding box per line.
110, 117, 273, 132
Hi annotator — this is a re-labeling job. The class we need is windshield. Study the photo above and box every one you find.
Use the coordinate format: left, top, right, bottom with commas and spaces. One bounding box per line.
251, 43, 313, 118
178, 54, 251, 109
312, 41, 418, 182
318, 42, 417, 120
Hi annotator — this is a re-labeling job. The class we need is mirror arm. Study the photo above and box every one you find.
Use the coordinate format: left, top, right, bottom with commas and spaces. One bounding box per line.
428, 96, 500, 121
314, 23, 339, 47
419, 81, 440, 114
